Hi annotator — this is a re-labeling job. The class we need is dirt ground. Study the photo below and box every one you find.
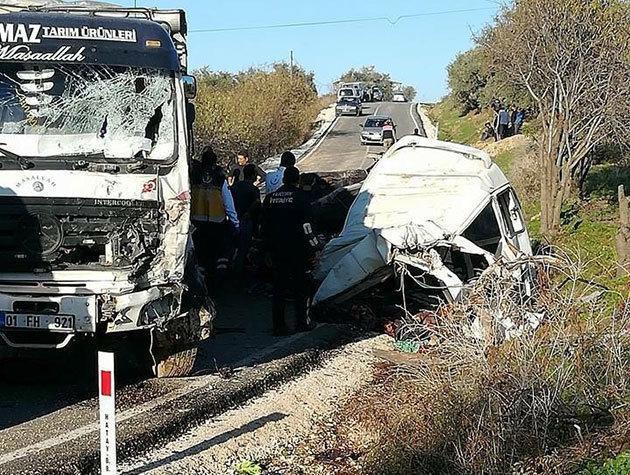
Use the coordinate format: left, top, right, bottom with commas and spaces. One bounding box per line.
120, 335, 391, 474
473, 133, 535, 157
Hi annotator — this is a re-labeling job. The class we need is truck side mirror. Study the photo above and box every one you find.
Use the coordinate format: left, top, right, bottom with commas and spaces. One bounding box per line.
186, 101, 196, 126
183, 75, 197, 99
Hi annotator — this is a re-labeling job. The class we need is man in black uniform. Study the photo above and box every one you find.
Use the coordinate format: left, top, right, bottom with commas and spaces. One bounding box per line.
262, 166, 313, 335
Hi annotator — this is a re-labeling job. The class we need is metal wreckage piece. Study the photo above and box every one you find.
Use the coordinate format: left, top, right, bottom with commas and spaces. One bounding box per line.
311, 136, 537, 343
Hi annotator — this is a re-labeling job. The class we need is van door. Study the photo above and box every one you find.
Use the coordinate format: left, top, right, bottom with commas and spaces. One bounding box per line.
495, 187, 532, 255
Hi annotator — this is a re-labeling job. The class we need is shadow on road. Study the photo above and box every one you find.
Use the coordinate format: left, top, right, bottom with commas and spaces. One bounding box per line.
0, 338, 151, 430
128, 412, 287, 474
325, 127, 356, 139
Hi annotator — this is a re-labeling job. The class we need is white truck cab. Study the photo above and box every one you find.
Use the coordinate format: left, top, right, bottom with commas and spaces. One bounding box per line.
0, 3, 211, 376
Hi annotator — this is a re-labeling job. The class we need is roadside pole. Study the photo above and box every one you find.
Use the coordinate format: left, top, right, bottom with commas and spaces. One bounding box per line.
98, 352, 117, 475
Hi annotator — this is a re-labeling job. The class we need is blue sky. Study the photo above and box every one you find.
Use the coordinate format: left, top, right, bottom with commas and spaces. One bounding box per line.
126, 0, 499, 101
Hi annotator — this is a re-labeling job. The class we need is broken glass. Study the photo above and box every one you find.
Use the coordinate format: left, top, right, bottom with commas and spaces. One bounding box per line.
462, 202, 502, 254
0, 63, 175, 161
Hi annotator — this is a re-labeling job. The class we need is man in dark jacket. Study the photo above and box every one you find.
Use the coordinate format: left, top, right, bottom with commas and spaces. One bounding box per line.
229, 150, 266, 186
514, 108, 526, 135
495, 107, 510, 140
262, 166, 313, 335
231, 164, 261, 274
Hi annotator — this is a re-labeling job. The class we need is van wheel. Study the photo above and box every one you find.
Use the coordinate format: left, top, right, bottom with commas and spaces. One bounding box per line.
156, 347, 198, 378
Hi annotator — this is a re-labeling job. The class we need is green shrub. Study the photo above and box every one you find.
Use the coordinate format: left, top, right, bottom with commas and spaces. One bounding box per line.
193, 63, 321, 164
585, 163, 630, 202
446, 47, 488, 115
582, 452, 630, 474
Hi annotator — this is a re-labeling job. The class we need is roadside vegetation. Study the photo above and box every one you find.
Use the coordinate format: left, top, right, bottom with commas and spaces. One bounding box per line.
279, 254, 628, 474
274, 1, 628, 474
426, 0, 630, 294
193, 63, 328, 163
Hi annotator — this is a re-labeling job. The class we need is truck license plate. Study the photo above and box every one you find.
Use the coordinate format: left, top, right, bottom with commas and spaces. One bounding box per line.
0, 313, 74, 332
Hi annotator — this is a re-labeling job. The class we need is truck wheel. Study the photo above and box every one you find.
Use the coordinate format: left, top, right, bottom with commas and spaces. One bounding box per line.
156, 347, 198, 378
152, 302, 214, 378
151, 247, 215, 378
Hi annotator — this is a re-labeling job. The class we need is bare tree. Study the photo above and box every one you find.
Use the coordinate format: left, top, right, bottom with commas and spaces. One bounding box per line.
480, 0, 630, 237
617, 185, 630, 276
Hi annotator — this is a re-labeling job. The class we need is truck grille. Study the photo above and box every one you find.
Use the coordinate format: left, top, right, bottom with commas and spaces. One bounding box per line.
0, 197, 161, 271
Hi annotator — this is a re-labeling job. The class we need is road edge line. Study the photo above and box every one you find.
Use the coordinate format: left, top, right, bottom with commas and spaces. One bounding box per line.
409, 102, 421, 132
0, 325, 358, 475
298, 114, 341, 163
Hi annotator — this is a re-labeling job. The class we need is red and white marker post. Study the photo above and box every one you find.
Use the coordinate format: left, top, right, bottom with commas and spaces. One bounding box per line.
98, 351, 117, 475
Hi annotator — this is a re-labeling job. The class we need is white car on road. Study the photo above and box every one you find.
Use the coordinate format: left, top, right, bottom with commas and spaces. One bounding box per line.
392, 93, 407, 102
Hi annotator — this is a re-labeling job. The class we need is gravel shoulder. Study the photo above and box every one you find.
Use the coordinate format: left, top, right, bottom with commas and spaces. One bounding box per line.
0, 323, 357, 475
121, 334, 391, 474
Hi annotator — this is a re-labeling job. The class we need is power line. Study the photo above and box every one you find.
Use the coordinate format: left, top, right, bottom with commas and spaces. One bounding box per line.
189, 7, 495, 34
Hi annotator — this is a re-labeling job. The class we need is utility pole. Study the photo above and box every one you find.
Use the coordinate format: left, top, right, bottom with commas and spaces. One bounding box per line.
290, 50, 294, 77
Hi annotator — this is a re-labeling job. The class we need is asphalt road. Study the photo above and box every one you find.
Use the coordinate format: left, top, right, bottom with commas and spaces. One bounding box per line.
299, 101, 425, 173
0, 101, 425, 475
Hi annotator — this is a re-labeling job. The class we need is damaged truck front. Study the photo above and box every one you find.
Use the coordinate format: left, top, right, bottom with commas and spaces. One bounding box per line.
0, 6, 211, 376
313, 136, 534, 329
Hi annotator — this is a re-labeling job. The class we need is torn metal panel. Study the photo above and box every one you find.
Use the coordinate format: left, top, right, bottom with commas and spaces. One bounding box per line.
394, 251, 464, 303
314, 231, 391, 304
313, 136, 533, 307
105, 286, 166, 332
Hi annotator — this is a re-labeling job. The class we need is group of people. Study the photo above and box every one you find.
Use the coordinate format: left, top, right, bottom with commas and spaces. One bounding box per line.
481, 99, 527, 142
190, 147, 314, 335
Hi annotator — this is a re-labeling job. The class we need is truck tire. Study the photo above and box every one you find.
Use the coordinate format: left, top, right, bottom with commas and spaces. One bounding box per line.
156, 347, 198, 378
151, 246, 215, 378
152, 303, 213, 378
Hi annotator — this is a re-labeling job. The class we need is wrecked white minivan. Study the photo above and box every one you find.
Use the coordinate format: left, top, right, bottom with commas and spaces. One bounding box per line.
0, 6, 211, 376
313, 136, 533, 318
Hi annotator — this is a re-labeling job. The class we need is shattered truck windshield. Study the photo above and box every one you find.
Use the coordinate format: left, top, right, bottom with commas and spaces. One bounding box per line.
0, 64, 175, 161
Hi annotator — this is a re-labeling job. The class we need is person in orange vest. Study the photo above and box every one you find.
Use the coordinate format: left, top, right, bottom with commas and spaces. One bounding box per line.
191, 146, 239, 279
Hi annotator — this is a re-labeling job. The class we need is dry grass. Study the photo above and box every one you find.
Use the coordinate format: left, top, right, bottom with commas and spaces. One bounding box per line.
508, 145, 541, 205
301, 253, 629, 475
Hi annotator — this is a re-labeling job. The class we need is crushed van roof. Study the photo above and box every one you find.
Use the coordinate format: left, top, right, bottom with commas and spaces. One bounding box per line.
338, 136, 508, 238
313, 136, 513, 305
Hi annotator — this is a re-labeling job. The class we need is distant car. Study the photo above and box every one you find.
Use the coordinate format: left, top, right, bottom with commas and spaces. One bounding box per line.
337, 87, 359, 100
339, 82, 364, 100
392, 93, 407, 102
336, 97, 363, 116
372, 87, 383, 102
360, 115, 392, 145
